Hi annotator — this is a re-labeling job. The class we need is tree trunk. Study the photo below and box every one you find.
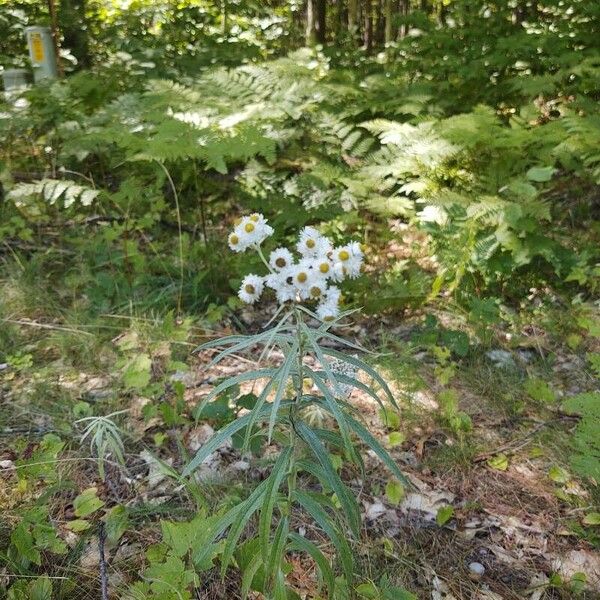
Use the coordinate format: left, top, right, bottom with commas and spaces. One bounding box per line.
438, 0, 447, 26
59, 0, 90, 69
384, 0, 394, 44
315, 0, 326, 44
306, 0, 317, 45
222, 0, 228, 34
348, 0, 359, 39
46, 0, 63, 75
399, 0, 408, 38
363, 0, 373, 51
375, 0, 385, 46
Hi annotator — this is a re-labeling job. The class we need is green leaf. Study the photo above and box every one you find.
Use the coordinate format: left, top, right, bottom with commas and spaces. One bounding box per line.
193, 368, 276, 418
307, 368, 358, 463
29, 576, 53, 600
526, 166, 556, 182
122, 353, 152, 390
11, 523, 41, 565
266, 516, 289, 580
221, 480, 269, 576
436, 505, 454, 526
66, 519, 91, 532
184, 403, 290, 476
582, 512, 600, 526
321, 347, 397, 408
383, 586, 416, 600
288, 532, 335, 596
268, 340, 298, 442
259, 447, 292, 565
385, 479, 405, 506
73, 487, 105, 518
548, 465, 570, 484
346, 414, 411, 488
294, 490, 354, 584
300, 322, 344, 398
524, 378, 556, 403
387, 432, 405, 447
296, 421, 360, 537
241, 550, 263, 599
487, 453, 509, 471
356, 582, 379, 598
103, 505, 129, 544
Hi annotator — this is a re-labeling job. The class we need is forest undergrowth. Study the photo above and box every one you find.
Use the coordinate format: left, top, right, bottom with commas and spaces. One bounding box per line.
1, 1, 599, 598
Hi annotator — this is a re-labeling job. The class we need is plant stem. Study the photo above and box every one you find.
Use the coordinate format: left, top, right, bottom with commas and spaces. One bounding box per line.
286, 308, 304, 514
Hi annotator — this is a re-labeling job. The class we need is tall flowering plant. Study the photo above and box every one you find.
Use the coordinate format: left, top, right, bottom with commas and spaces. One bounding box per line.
183, 214, 407, 598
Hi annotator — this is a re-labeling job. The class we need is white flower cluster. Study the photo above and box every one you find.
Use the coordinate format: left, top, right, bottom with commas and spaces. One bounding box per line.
229, 215, 364, 322
228, 213, 274, 252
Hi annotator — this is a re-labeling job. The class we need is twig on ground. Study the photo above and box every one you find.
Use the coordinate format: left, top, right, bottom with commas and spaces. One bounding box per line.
99, 521, 109, 600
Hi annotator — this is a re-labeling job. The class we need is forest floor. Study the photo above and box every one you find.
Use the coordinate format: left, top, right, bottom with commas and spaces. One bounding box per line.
1, 300, 599, 599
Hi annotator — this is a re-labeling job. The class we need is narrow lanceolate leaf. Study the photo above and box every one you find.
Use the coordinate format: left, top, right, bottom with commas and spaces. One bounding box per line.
193, 368, 276, 418
221, 482, 268, 577
296, 421, 360, 537
305, 367, 358, 464
346, 414, 411, 488
311, 328, 372, 354
183, 403, 289, 476
266, 516, 289, 581
320, 347, 398, 408
293, 490, 354, 584
202, 330, 294, 365
208, 333, 294, 366
193, 479, 270, 568
288, 532, 335, 596
273, 568, 288, 600
194, 326, 292, 353
300, 322, 343, 397
312, 369, 385, 412
259, 447, 292, 565
241, 550, 262, 600
268, 340, 298, 442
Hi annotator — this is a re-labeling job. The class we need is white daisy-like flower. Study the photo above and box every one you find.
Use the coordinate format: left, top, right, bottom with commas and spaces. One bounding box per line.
290, 261, 313, 296
306, 277, 328, 301
230, 213, 274, 252
316, 300, 340, 322
312, 255, 333, 279
228, 230, 243, 252
238, 274, 264, 304
329, 261, 346, 283
345, 241, 364, 279
296, 227, 333, 258
324, 285, 341, 306
332, 244, 352, 265
265, 270, 297, 303
269, 247, 295, 272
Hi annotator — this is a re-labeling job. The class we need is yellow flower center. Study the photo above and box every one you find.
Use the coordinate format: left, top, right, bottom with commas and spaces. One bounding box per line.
360, 243, 367, 253
250, 214, 260, 222
244, 284, 255, 294
310, 286, 321, 297
324, 316, 334, 322
339, 250, 350, 261
318, 262, 329, 273
275, 257, 287, 268
297, 272, 308, 283
306, 239, 316, 249
245, 222, 255, 233
230, 234, 239, 245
